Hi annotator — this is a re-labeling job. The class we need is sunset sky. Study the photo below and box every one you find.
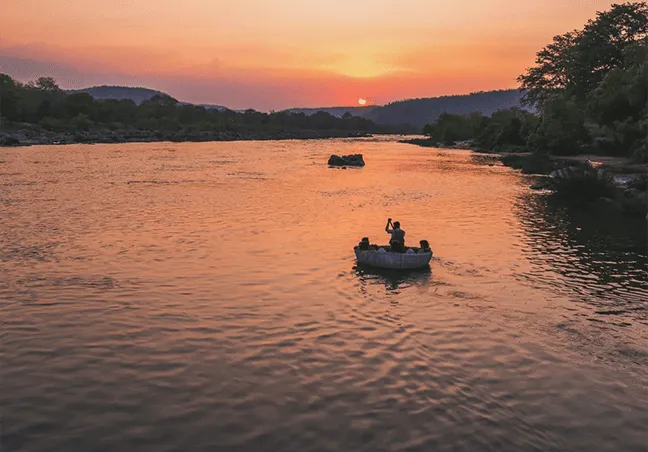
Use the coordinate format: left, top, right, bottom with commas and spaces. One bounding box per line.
1, 1, 618, 110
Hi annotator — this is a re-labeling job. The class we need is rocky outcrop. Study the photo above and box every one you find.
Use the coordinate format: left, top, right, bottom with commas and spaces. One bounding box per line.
328, 154, 365, 167
0, 134, 21, 146
541, 162, 647, 217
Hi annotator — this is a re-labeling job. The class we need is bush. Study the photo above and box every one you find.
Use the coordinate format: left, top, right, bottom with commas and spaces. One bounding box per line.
500, 153, 556, 174
547, 162, 617, 201
70, 113, 91, 131
40, 116, 72, 132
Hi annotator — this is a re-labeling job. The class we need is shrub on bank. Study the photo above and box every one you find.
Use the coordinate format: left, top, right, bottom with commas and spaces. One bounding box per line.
500, 153, 556, 174
547, 162, 617, 201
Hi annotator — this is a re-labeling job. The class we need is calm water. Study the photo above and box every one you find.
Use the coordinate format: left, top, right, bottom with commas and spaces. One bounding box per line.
2, 137, 647, 452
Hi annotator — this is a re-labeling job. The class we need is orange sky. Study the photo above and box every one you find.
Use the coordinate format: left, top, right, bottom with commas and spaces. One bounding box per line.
0, 0, 618, 110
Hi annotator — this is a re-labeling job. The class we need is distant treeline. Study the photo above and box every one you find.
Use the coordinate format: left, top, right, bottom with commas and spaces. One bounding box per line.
0, 75, 410, 135
372, 89, 531, 128
422, 2, 648, 162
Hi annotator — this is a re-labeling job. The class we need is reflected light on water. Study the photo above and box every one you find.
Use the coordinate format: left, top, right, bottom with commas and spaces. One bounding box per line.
1, 137, 647, 452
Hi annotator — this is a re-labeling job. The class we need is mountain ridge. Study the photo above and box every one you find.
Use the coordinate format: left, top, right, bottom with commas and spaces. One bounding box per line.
66, 85, 228, 110
67, 85, 532, 128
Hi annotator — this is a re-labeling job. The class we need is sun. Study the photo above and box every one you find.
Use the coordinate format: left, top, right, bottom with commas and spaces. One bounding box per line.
357, 98, 367, 105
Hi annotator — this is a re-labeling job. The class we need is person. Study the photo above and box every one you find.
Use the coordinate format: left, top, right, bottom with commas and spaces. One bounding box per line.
358, 237, 370, 250
385, 218, 405, 252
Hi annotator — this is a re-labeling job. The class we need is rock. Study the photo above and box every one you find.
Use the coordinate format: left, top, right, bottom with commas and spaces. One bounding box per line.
622, 188, 642, 199
619, 189, 648, 217
594, 197, 622, 212
1, 135, 21, 146
328, 154, 365, 167
626, 174, 647, 191
328, 155, 346, 166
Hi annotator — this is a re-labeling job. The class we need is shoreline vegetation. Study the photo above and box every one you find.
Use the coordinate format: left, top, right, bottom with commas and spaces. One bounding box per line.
0, 124, 375, 147
403, 137, 647, 218
404, 2, 648, 218
0, 74, 410, 148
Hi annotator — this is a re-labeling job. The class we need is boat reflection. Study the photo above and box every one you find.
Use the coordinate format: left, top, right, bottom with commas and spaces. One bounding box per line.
352, 263, 432, 292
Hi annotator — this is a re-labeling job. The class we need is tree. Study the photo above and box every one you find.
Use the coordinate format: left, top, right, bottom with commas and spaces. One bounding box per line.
518, 2, 648, 105
0, 74, 23, 121
517, 31, 581, 106
587, 42, 647, 126
64, 93, 95, 118
529, 96, 589, 155
517, 2, 648, 157
30, 77, 61, 91
572, 1, 648, 97
70, 113, 92, 131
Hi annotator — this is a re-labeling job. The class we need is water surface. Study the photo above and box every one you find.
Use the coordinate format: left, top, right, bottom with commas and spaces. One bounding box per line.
2, 137, 647, 451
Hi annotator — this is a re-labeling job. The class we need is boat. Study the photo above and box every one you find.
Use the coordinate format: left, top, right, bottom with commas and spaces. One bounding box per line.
354, 245, 433, 269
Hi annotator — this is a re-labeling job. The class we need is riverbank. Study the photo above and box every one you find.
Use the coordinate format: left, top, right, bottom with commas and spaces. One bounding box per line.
404, 138, 647, 218
400, 137, 478, 150
0, 126, 374, 147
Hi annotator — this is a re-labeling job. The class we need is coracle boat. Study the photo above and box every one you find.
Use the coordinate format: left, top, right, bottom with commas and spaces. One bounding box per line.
354, 243, 433, 270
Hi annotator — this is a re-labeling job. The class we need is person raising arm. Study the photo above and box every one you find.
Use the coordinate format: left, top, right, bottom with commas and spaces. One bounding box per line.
385, 218, 405, 252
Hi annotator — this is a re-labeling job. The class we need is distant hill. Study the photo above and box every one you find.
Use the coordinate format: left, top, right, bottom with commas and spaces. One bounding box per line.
279, 90, 533, 129
364, 90, 533, 128
66, 86, 168, 105
66, 85, 228, 110
66, 86, 531, 127
282, 106, 378, 118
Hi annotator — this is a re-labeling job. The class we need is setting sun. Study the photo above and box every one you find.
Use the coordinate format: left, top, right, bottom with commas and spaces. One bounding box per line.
358, 98, 367, 105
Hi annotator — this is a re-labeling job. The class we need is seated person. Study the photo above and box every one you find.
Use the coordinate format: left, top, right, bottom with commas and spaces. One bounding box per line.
358, 237, 370, 250
419, 240, 431, 253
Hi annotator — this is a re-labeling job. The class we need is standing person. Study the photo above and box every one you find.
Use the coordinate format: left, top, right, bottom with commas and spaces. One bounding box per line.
385, 218, 405, 252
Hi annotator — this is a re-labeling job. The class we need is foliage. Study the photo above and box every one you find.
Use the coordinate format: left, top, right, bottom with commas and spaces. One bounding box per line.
547, 163, 618, 201
500, 153, 556, 175
0, 74, 403, 135
517, 2, 648, 158
421, 107, 539, 152
528, 96, 590, 155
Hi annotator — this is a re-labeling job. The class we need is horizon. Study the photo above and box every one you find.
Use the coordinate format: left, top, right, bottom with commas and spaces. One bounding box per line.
1, 1, 618, 110
64, 84, 524, 112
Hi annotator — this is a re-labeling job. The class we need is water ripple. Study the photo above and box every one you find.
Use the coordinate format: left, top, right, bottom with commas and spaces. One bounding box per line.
1, 140, 647, 452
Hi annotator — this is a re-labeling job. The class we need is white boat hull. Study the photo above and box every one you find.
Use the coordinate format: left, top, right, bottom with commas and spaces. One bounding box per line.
354, 247, 432, 269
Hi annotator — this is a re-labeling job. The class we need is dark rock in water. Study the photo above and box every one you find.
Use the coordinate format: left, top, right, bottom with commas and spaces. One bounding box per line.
626, 174, 647, 191
328, 154, 365, 167
595, 196, 620, 210
546, 162, 617, 200
1, 135, 21, 146
328, 155, 345, 166
619, 189, 648, 217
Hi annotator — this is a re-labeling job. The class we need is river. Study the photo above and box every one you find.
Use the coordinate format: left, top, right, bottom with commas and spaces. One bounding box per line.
2, 136, 647, 451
